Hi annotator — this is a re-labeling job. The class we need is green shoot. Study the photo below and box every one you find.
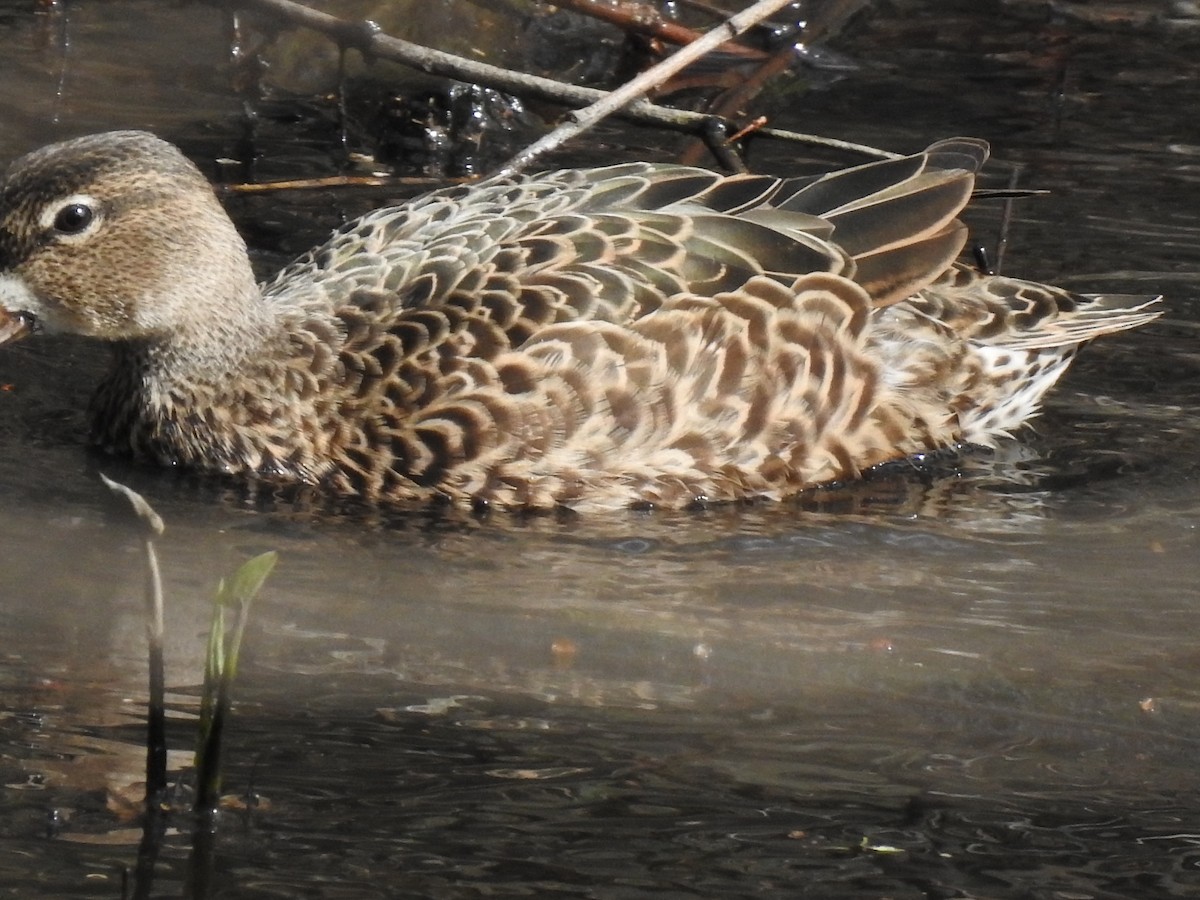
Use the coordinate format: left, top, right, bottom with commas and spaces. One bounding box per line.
193, 551, 278, 813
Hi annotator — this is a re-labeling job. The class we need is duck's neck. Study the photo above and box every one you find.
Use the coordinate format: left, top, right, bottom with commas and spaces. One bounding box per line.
89, 279, 305, 471
115, 197, 287, 384
140, 282, 284, 384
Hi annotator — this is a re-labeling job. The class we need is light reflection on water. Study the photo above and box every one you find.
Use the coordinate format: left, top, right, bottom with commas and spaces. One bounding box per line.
2, 1, 1200, 897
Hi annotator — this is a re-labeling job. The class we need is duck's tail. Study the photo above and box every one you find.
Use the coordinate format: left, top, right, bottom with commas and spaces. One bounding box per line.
896, 270, 1164, 443
772, 138, 990, 306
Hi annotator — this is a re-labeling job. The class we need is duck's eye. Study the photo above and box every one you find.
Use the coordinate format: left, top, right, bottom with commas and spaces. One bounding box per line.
52, 202, 95, 235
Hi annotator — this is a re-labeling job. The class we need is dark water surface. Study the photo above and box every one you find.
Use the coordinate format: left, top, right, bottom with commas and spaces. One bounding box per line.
2, 1, 1200, 897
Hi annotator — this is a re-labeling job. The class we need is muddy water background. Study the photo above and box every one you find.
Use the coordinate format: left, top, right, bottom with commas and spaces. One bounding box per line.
2, 1, 1200, 897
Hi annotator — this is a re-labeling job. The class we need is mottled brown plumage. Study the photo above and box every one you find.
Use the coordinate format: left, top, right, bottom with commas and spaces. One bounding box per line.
0, 132, 1162, 509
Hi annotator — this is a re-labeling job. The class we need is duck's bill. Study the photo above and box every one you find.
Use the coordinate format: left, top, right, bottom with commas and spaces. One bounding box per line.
0, 309, 34, 345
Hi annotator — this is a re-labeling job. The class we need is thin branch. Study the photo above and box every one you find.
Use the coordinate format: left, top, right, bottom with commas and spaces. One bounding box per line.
222, 173, 449, 194
675, 0, 876, 166
494, 0, 805, 176
756, 126, 900, 159
228, 0, 895, 165
234, 0, 652, 114
677, 40, 799, 166
545, 0, 768, 60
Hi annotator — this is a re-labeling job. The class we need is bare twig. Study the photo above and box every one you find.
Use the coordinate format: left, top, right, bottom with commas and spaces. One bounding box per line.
676, 39, 799, 166
676, 0, 875, 166
229, 0, 895, 165
222, 173, 449, 194
494, 0, 804, 175
234, 0, 661, 118
756, 126, 900, 160
545, 0, 768, 60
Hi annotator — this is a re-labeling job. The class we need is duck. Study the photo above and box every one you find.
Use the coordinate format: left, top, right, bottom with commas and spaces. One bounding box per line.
0, 130, 1162, 510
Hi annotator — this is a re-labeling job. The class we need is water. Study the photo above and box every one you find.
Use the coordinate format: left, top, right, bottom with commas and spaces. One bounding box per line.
2, 1, 1200, 896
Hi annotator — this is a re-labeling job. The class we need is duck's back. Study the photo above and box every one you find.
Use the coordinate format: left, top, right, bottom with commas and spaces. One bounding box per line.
268, 139, 984, 336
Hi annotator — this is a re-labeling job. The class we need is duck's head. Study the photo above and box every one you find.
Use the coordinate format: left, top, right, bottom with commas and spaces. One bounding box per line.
0, 130, 256, 347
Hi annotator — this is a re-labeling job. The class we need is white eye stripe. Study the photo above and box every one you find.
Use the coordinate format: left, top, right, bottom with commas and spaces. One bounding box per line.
38, 193, 104, 237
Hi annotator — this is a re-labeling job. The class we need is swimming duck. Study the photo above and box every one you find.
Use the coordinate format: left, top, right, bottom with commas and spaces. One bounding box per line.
0, 131, 1161, 510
